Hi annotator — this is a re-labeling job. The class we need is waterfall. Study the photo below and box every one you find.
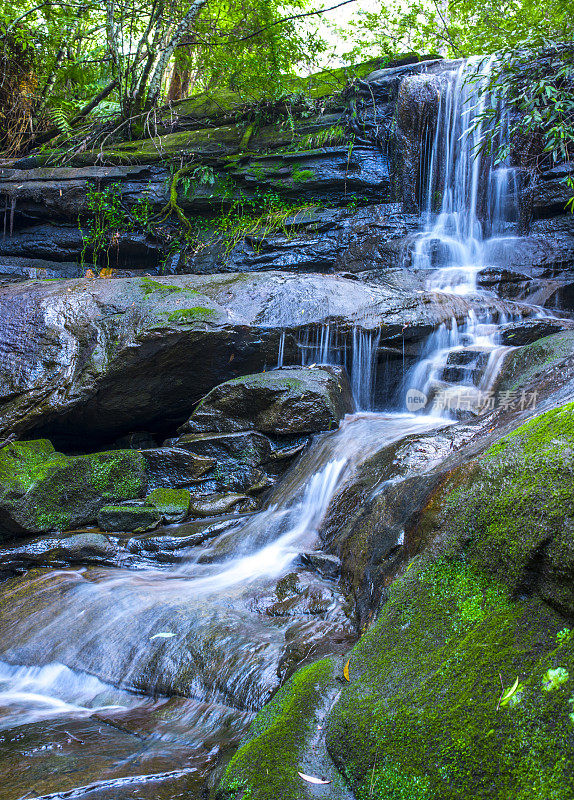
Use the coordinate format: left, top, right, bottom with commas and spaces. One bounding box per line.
411, 57, 519, 295
277, 323, 381, 411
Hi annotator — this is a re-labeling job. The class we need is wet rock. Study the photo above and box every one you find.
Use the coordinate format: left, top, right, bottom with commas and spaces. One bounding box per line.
395, 73, 441, 212
0, 272, 486, 445
0, 255, 82, 281
179, 366, 354, 436
97, 504, 161, 532
533, 161, 574, 217
174, 431, 274, 493
0, 440, 146, 538
217, 658, 349, 800
129, 516, 238, 553
498, 318, 572, 346
146, 487, 191, 522
297, 552, 342, 580
188, 492, 257, 518
140, 447, 215, 492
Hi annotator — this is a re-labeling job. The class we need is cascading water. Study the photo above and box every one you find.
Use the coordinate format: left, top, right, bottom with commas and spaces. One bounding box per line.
0, 56, 558, 799
277, 322, 381, 411
412, 57, 519, 295
403, 57, 543, 415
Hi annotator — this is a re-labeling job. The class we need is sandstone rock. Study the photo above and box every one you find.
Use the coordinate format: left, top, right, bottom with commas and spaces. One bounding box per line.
179, 366, 354, 436
0, 440, 146, 538
97, 504, 161, 532
0, 272, 486, 445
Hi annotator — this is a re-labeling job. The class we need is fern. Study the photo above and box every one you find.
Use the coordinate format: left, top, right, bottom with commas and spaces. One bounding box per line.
49, 105, 71, 134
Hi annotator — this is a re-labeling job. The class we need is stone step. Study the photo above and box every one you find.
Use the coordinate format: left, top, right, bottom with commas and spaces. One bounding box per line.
440, 365, 483, 386
446, 347, 492, 367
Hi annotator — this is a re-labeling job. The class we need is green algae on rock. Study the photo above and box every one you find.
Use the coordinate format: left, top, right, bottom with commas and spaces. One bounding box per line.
429, 401, 574, 615
326, 560, 574, 800
146, 487, 191, 522
0, 441, 146, 537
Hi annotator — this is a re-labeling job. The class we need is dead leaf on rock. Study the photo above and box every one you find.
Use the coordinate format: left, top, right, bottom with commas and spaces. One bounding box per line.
298, 772, 331, 785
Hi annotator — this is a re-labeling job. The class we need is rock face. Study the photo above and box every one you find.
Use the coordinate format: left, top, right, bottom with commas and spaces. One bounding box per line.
179, 366, 354, 436
0, 271, 496, 446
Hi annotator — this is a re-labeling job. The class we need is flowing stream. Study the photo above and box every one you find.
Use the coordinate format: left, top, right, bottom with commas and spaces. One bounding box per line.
0, 57, 560, 798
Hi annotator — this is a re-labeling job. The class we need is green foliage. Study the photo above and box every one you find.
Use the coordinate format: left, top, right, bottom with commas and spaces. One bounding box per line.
472, 40, 574, 209
339, 0, 571, 60
79, 182, 157, 269
79, 182, 127, 269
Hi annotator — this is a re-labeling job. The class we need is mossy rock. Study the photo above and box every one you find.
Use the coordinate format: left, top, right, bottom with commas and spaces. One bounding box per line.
146, 487, 191, 522
97, 504, 161, 532
326, 560, 574, 800
421, 401, 574, 615
0, 441, 146, 537
495, 330, 574, 395
219, 658, 337, 800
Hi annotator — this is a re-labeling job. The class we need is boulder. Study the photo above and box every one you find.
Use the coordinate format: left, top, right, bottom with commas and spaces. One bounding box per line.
179, 366, 354, 436
188, 492, 257, 518
140, 447, 215, 492
146, 487, 191, 522
0, 440, 146, 538
498, 318, 572, 346
174, 431, 279, 494
97, 504, 161, 532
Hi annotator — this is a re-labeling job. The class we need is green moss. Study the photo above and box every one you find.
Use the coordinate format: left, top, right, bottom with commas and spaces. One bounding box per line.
496, 331, 574, 393
220, 658, 334, 800
291, 168, 315, 183
441, 401, 574, 587
166, 306, 215, 324
0, 440, 67, 494
327, 561, 574, 800
86, 451, 145, 500
140, 276, 199, 298
146, 487, 191, 515
0, 444, 146, 535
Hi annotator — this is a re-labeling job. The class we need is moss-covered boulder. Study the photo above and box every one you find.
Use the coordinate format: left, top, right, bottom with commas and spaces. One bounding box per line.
326, 561, 574, 800
323, 401, 574, 799
0, 440, 146, 537
97, 504, 161, 532
219, 658, 349, 800
179, 366, 354, 436
146, 487, 191, 522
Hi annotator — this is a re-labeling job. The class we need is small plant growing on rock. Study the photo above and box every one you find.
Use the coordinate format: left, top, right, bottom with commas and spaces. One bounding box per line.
542, 667, 569, 691
557, 628, 573, 645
